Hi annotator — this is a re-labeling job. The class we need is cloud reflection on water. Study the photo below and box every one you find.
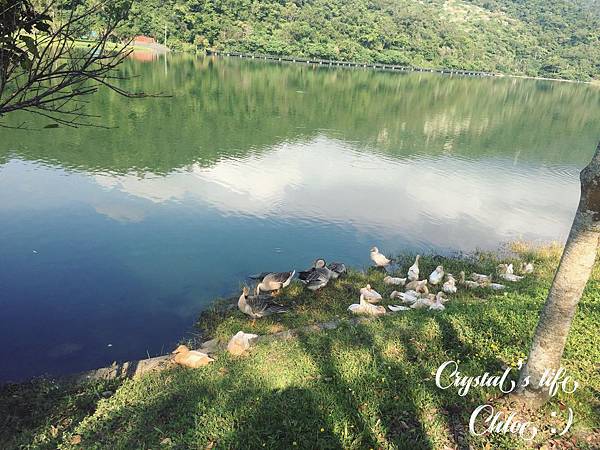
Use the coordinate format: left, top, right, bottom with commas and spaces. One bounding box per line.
93, 136, 579, 251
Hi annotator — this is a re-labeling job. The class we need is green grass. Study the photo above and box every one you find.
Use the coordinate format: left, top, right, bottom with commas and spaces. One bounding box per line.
1, 243, 599, 449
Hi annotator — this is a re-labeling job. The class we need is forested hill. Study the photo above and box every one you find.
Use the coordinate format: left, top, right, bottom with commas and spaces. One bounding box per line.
120, 0, 600, 81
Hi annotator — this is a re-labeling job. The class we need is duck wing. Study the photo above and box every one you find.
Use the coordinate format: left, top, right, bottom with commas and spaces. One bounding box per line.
267, 271, 294, 283
248, 271, 273, 280
246, 295, 288, 317
298, 268, 316, 281
329, 262, 347, 275
300, 268, 329, 283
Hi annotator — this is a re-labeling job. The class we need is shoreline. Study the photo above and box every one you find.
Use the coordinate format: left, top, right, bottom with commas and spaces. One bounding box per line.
2, 243, 599, 448
205, 49, 591, 84
0, 243, 555, 387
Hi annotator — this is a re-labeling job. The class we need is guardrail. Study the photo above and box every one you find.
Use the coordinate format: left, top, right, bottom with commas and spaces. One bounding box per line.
206, 49, 501, 78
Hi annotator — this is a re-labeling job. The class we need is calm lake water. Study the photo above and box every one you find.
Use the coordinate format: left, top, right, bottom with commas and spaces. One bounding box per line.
1, 55, 600, 381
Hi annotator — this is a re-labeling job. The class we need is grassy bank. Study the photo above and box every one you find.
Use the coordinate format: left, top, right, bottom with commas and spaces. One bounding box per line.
1, 243, 599, 449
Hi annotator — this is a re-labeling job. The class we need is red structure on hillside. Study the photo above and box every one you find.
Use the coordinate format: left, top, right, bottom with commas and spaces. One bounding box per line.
133, 35, 156, 44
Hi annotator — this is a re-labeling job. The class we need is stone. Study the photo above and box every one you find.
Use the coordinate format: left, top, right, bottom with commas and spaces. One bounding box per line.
199, 337, 222, 354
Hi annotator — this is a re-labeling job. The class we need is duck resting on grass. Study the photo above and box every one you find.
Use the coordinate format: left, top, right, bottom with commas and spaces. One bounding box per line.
459, 271, 481, 289
238, 287, 288, 322
521, 262, 534, 274
410, 295, 434, 309
348, 294, 386, 317
360, 284, 383, 303
429, 265, 444, 285
428, 292, 446, 311
405, 279, 429, 294
172, 345, 214, 368
299, 259, 332, 291
390, 289, 422, 304
384, 275, 406, 286
459, 271, 507, 290
328, 262, 347, 278
255, 270, 295, 295
370, 246, 393, 268
442, 274, 457, 294
388, 304, 410, 312
497, 263, 524, 282
407, 255, 420, 281
470, 272, 492, 283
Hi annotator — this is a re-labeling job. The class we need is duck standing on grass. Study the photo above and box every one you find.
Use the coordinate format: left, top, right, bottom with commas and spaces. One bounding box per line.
348, 294, 386, 317
238, 287, 288, 321
370, 246, 393, 268
429, 265, 444, 285
407, 255, 420, 281
255, 270, 295, 295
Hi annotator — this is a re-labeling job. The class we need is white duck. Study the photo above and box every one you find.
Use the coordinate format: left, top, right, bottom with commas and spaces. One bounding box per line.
497, 263, 523, 282
255, 270, 295, 295
407, 255, 420, 281
429, 265, 445, 285
405, 279, 428, 294
388, 305, 411, 312
442, 274, 457, 294
383, 275, 406, 286
470, 272, 492, 283
428, 292, 446, 311
360, 284, 383, 303
395, 290, 422, 304
370, 246, 393, 268
489, 282, 506, 290
521, 262, 534, 274
348, 294, 386, 317
410, 295, 434, 309
459, 271, 481, 289
502, 273, 523, 282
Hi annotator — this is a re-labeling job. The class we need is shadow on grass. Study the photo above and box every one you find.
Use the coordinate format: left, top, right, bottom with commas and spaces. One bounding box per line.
0, 377, 122, 449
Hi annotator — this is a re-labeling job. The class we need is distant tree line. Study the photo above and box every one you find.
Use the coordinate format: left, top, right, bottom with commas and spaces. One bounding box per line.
78, 1, 600, 80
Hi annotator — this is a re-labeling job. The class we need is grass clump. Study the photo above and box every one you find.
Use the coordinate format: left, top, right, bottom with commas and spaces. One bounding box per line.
1, 244, 598, 449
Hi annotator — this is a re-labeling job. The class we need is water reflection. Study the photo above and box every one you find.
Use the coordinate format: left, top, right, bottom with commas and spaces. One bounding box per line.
89, 137, 579, 249
1, 55, 599, 381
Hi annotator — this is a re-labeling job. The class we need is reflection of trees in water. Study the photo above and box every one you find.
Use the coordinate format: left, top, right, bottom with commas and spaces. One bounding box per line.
2, 55, 600, 174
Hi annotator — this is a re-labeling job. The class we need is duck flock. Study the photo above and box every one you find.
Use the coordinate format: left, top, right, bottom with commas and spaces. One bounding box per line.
237, 246, 534, 321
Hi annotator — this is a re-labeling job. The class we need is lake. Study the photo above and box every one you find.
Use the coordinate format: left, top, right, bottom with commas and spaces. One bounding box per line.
1, 54, 599, 382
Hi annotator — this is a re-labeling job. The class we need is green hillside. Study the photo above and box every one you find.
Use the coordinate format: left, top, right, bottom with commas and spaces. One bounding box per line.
118, 0, 600, 80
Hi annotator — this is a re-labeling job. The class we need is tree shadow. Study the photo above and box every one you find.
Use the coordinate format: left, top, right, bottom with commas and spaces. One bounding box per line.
0, 377, 122, 449
295, 322, 435, 449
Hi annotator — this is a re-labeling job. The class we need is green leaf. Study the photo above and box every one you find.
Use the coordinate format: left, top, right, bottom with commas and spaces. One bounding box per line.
20, 35, 39, 58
